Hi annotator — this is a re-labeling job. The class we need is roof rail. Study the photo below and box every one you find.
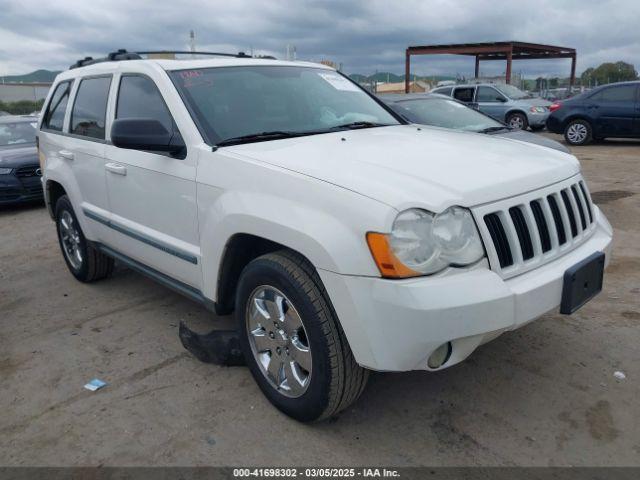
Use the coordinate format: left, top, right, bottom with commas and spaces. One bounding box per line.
69, 49, 276, 69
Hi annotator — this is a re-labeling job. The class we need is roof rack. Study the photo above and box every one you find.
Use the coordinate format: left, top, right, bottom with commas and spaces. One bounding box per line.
69, 49, 276, 69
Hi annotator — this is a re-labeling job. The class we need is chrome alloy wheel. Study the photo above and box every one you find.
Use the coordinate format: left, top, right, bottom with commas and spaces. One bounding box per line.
246, 285, 312, 398
59, 210, 83, 270
508, 115, 525, 129
566, 123, 588, 144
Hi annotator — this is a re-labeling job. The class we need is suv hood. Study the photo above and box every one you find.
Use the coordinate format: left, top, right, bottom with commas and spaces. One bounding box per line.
226, 125, 580, 211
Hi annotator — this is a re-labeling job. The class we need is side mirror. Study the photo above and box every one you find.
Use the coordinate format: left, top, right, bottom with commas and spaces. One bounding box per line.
468, 102, 480, 110
496, 96, 507, 103
111, 118, 185, 155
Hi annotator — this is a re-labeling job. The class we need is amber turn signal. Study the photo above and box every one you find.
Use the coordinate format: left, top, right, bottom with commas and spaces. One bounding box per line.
366, 232, 421, 279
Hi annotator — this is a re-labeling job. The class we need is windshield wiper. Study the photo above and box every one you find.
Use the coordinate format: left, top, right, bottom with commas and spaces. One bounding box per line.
216, 131, 306, 147
478, 126, 512, 134
328, 121, 390, 131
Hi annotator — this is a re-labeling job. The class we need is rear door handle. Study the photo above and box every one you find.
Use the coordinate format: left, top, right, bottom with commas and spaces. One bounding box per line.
59, 150, 74, 160
105, 163, 127, 176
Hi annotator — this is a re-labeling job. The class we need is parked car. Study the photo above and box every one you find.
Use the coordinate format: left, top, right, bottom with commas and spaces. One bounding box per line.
546, 81, 640, 145
0, 116, 43, 205
40, 51, 612, 422
432, 83, 552, 131
380, 93, 568, 153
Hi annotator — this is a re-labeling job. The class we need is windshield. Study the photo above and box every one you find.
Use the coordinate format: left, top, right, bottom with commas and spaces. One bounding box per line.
0, 121, 37, 146
391, 98, 504, 132
170, 66, 400, 145
494, 84, 531, 100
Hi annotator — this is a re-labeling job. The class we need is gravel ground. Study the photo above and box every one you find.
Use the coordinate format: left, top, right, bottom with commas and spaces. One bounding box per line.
0, 134, 639, 466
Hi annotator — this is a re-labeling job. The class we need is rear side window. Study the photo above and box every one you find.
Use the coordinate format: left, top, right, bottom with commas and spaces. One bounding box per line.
592, 85, 637, 102
116, 75, 173, 132
453, 87, 475, 103
42, 81, 72, 131
70, 76, 112, 139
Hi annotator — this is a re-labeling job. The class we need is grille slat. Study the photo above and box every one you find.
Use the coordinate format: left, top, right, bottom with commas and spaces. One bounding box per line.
530, 200, 552, 253
484, 213, 513, 268
547, 195, 567, 245
481, 179, 596, 276
509, 206, 534, 260
15, 165, 39, 178
560, 189, 578, 237
578, 181, 594, 224
571, 185, 587, 230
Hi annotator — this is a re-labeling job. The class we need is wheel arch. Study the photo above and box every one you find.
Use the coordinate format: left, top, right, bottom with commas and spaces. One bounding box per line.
45, 179, 68, 219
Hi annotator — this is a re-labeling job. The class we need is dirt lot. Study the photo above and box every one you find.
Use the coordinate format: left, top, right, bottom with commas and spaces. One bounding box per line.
1, 134, 639, 466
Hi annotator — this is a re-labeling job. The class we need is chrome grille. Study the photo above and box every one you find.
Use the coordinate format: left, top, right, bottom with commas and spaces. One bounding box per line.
474, 176, 596, 279
15, 165, 40, 177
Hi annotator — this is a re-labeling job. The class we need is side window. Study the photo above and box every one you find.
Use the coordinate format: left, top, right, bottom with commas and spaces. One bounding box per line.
42, 81, 72, 131
476, 86, 504, 103
598, 85, 637, 102
434, 87, 452, 96
116, 75, 173, 133
453, 87, 475, 103
71, 76, 112, 139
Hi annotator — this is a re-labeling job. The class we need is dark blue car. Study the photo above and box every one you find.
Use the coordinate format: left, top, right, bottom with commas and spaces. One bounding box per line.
0, 116, 43, 205
546, 81, 640, 145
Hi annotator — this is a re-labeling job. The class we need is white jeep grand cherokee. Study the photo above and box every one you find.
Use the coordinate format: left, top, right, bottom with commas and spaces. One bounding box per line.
38, 52, 612, 422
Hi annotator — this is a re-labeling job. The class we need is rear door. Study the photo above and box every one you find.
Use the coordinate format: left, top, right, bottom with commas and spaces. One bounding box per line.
103, 73, 201, 289
453, 86, 476, 106
589, 84, 637, 137
40, 76, 113, 242
475, 86, 508, 121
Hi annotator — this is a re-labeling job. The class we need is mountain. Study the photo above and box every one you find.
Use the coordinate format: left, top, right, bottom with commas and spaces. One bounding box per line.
1, 69, 61, 83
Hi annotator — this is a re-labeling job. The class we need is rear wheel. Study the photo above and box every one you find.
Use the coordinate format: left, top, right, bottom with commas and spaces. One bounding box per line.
506, 112, 528, 130
55, 195, 114, 282
564, 119, 592, 145
236, 250, 368, 422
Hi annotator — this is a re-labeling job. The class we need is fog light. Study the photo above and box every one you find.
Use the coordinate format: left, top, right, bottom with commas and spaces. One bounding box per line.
427, 342, 452, 369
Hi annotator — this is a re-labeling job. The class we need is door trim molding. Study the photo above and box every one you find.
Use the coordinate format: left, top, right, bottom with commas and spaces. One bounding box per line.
83, 208, 198, 265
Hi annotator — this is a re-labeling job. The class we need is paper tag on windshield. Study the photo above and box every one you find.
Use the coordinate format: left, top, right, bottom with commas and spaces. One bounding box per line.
318, 73, 361, 92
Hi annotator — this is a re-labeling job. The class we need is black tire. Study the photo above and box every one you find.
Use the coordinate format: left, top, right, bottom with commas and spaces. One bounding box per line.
529, 125, 545, 132
236, 250, 369, 422
55, 195, 114, 282
506, 112, 529, 130
563, 119, 593, 145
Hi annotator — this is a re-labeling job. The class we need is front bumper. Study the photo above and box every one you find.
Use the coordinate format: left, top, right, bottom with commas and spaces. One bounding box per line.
0, 173, 43, 205
319, 208, 612, 372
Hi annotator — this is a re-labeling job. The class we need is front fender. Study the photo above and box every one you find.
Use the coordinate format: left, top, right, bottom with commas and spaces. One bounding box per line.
196, 151, 396, 302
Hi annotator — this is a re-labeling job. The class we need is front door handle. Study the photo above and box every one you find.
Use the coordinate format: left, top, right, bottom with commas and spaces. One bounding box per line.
105, 163, 127, 176
59, 150, 74, 160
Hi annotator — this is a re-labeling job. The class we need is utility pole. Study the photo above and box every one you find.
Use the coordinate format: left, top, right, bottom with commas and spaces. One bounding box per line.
189, 30, 196, 53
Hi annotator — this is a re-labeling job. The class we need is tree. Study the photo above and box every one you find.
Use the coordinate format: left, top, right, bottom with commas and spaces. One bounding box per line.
581, 61, 638, 86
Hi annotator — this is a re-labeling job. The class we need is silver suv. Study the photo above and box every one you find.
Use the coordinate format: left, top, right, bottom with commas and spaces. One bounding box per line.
432, 83, 552, 131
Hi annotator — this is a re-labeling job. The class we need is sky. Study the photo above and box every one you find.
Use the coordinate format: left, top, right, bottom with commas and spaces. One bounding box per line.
0, 0, 639, 79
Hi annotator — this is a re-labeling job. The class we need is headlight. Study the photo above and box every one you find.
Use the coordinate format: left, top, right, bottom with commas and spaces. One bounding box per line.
530, 106, 547, 113
367, 207, 485, 278
0, 167, 13, 175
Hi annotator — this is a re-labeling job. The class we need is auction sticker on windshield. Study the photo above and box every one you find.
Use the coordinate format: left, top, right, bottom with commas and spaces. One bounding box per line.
318, 72, 362, 92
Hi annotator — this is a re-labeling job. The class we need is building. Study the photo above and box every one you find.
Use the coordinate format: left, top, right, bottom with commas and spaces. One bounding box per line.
0, 82, 51, 103
376, 80, 431, 94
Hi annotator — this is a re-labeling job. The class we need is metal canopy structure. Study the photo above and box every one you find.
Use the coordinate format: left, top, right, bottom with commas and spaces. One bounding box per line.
404, 41, 577, 93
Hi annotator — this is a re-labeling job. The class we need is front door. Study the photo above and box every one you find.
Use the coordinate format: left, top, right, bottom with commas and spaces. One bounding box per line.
590, 84, 637, 137
103, 74, 201, 289
475, 86, 508, 121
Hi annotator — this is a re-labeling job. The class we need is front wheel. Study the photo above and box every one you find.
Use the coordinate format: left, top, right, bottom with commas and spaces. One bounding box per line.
236, 250, 369, 422
564, 119, 592, 145
506, 112, 529, 130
